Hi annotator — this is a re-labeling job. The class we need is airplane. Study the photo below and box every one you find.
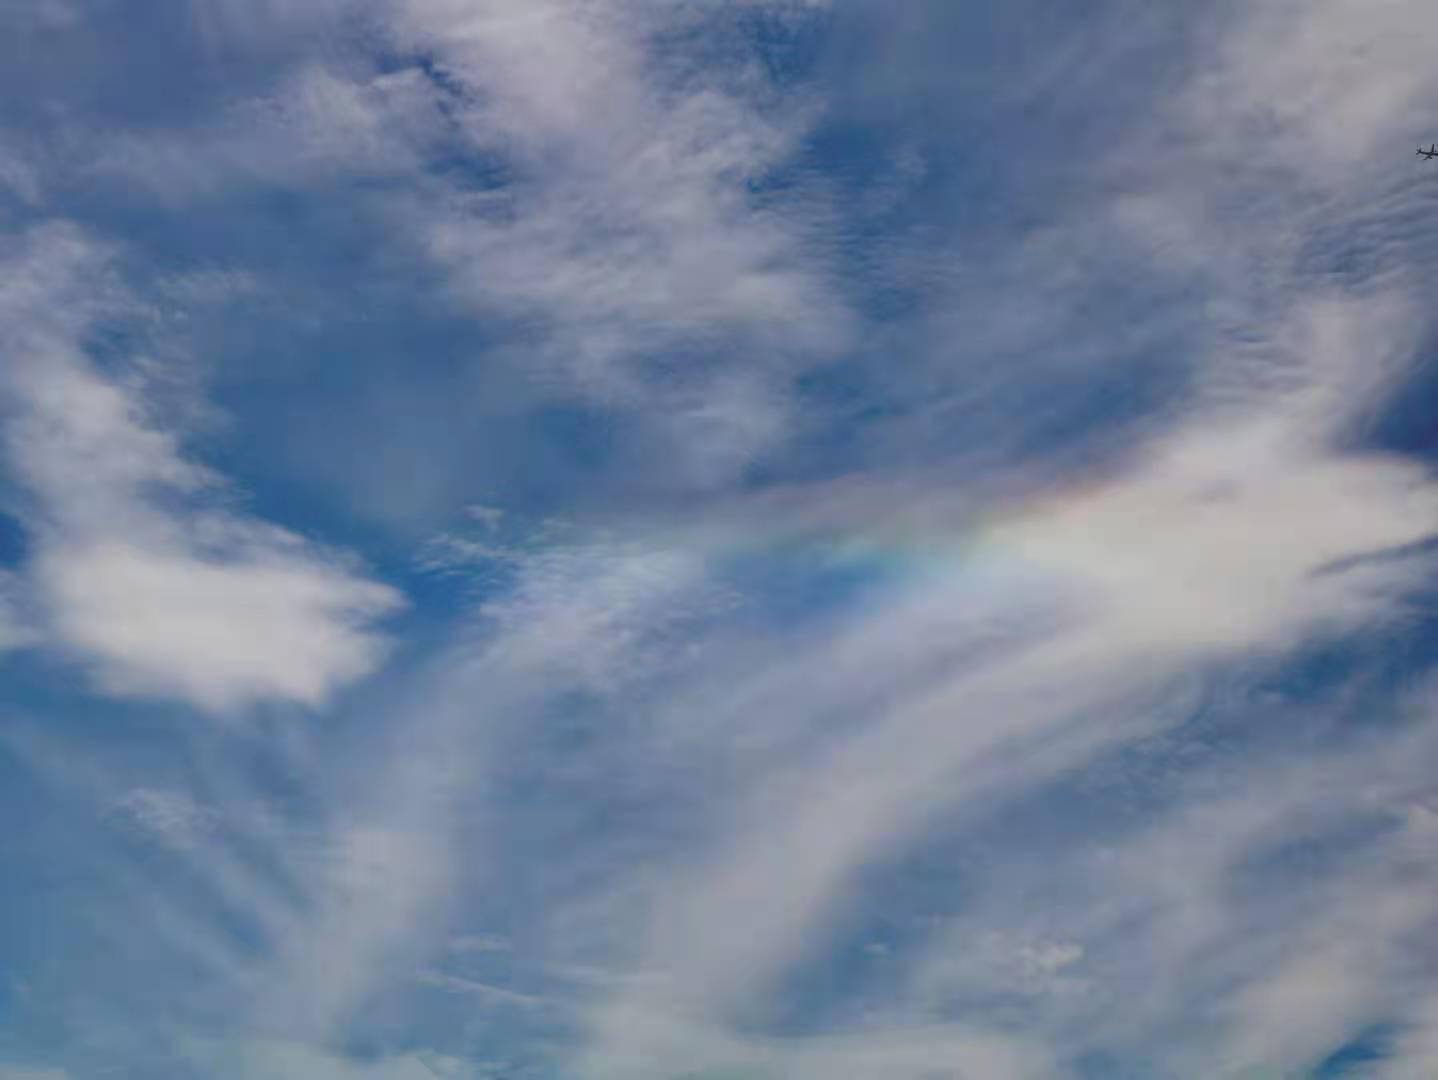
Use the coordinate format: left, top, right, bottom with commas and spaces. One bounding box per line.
1419, 144, 1438, 159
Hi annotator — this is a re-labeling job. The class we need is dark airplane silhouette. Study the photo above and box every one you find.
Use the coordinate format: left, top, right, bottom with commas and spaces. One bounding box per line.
1419, 144, 1438, 159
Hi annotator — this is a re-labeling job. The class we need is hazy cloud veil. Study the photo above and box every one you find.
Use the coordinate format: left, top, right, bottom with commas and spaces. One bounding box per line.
3, 1, 1438, 1077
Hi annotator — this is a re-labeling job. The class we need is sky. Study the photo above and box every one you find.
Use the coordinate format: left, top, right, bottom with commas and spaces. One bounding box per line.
4, 1, 1438, 1077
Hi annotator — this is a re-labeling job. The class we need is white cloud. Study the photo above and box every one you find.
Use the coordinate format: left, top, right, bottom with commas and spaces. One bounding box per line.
447, 932, 511, 954
1191, 0, 1438, 171
36, 538, 398, 711
111, 787, 220, 848
529, 4, 1438, 1073
0, 144, 40, 206
0, 571, 37, 653
182, 1038, 478, 1080
184, 0, 364, 49
915, 931, 1088, 1007
898, 733, 1438, 1076
88, 63, 443, 202
992, 411, 1438, 654
576, 1006, 1059, 1080
62, 0, 845, 495
416, 970, 545, 1009
255, 822, 452, 1037
380, 0, 845, 482
0, 223, 402, 712
477, 539, 726, 695
1381, 994, 1438, 1078
0, 0, 79, 32
562, 388, 1438, 1062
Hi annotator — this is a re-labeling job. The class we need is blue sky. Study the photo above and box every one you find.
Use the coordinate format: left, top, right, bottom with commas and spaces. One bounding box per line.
4, 1, 1438, 1077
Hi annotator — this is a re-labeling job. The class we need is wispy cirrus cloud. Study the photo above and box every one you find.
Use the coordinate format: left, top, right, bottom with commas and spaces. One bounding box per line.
176, 1038, 481, 1080
43, 0, 847, 496
506, 2, 1438, 1075
383, 0, 848, 486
